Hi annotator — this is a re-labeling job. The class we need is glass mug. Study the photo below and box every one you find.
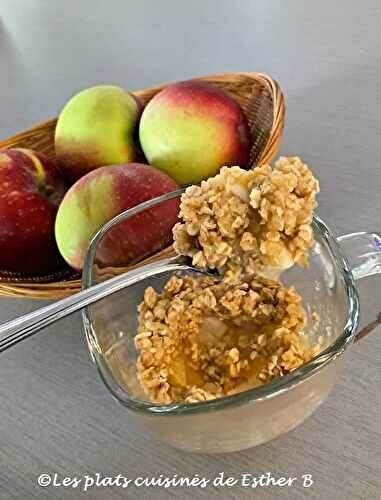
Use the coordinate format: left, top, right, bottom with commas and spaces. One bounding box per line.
82, 192, 381, 453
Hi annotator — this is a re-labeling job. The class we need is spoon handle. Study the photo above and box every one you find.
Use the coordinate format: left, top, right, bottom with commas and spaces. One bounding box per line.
0, 258, 188, 353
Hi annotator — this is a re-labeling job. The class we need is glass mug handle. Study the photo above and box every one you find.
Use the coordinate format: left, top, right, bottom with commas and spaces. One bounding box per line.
337, 231, 381, 342
337, 232, 381, 280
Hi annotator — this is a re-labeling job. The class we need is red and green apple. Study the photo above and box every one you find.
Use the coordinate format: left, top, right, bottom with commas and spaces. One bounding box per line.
55, 163, 179, 270
0, 148, 66, 274
139, 80, 251, 185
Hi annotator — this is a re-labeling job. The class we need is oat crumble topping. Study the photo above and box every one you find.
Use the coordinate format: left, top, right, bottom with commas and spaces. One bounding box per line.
173, 157, 319, 280
135, 274, 317, 404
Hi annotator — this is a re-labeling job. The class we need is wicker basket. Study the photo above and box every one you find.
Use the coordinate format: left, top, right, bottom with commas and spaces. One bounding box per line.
0, 72, 285, 299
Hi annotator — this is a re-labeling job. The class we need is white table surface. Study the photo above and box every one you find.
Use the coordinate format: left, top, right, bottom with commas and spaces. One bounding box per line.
0, 1, 380, 499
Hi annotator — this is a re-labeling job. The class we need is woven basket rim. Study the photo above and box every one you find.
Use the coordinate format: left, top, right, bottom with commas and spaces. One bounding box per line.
0, 71, 283, 149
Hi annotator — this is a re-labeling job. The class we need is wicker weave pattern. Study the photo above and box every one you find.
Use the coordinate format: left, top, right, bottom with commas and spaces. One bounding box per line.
0, 72, 285, 298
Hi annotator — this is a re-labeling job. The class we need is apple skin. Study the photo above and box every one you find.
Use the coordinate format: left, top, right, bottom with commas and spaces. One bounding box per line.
55, 163, 179, 271
139, 80, 251, 185
55, 85, 142, 183
0, 148, 67, 274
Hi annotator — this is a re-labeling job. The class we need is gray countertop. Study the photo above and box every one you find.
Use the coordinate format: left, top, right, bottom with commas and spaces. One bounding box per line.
0, 1, 380, 499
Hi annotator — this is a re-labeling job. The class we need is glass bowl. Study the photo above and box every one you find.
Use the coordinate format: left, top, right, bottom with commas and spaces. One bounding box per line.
82, 193, 381, 453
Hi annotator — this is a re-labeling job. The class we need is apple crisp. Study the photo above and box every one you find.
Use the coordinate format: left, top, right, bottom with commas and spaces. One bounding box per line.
173, 157, 319, 280
135, 274, 316, 404
135, 156, 320, 404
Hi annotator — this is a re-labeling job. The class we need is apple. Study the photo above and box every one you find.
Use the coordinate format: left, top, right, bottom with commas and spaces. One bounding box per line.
55, 163, 179, 270
55, 85, 142, 182
139, 80, 251, 185
0, 148, 66, 275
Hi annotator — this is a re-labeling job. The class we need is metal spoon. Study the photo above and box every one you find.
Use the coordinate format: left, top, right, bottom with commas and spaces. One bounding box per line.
0, 189, 211, 353
0, 256, 207, 353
